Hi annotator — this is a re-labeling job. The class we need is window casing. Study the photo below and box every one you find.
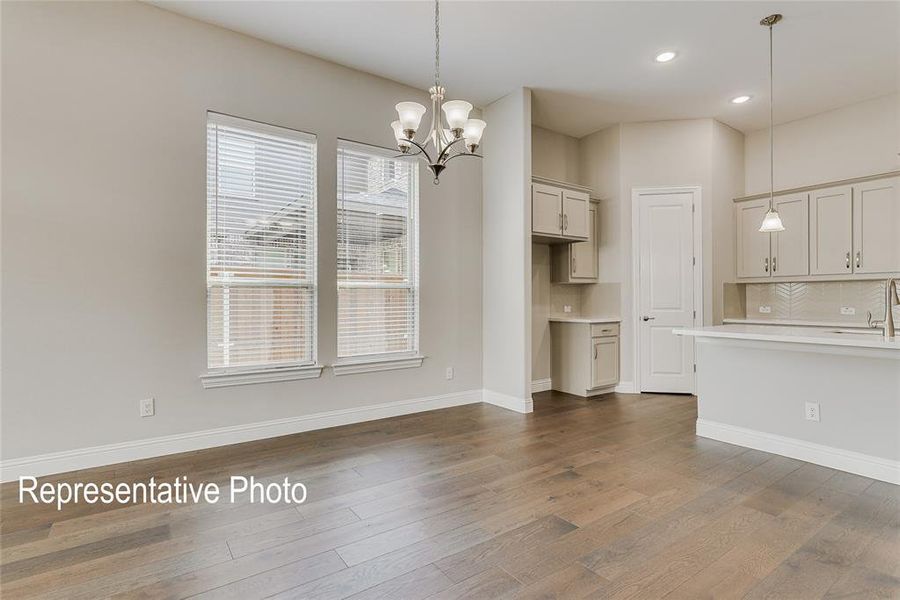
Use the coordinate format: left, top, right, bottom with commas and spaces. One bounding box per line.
336, 140, 419, 360
206, 113, 317, 373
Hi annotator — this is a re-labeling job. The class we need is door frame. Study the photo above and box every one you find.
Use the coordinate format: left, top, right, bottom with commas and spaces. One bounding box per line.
631, 186, 704, 394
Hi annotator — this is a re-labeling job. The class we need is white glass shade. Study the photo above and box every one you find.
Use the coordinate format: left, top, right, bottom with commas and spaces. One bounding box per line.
463, 119, 486, 146
442, 100, 473, 130
391, 120, 411, 149
759, 208, 785, 232
395, 102, 426, 133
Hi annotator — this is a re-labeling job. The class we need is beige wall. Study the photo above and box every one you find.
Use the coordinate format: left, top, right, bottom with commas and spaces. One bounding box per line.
483, 89, 532, 403
579, 119, 743, 388
1, 1, 483, 459
531, 126, 580, 182
745, 94, 900, 195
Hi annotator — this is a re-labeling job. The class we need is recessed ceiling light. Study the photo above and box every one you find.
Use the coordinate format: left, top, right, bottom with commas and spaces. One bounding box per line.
731, 95, 752, 104
654, 51, 677, 63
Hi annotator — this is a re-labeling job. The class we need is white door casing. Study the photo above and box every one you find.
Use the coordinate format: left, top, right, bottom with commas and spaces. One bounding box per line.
634, 188, 700, 394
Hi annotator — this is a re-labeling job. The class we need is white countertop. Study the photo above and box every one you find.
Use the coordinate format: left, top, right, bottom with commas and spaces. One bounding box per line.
723, 318, 871, 329
549, 316, 620, 324
674, 324, 900, 351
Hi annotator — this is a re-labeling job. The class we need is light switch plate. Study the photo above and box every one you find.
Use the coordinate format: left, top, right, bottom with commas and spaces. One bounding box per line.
758, 306, 772, 314
140, 398, 155, 418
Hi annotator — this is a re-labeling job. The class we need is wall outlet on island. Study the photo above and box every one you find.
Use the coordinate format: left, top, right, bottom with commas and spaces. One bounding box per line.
758, 305, 772, 314
805, 401, 820, 422
445, 367, 454, 380
563, 305, 572, 313
840, 306, 856, 316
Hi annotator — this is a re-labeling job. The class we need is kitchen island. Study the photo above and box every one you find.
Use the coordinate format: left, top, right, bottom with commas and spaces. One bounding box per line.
674, 324, 900, 484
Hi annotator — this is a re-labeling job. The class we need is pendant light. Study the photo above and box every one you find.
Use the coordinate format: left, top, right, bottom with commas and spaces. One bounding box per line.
759, 14, 785, 233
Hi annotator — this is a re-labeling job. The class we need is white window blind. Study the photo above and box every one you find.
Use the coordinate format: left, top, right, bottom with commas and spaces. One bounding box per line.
337, 141, 419, 359
207, 113, 317, 371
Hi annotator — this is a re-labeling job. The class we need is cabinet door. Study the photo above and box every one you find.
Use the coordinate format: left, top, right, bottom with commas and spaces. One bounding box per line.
809, 186, 853, 275
736, 199, 771, 278
571, 206, 598, 279
853, 178, 900, 274
562, 190, 590, 240
591, 337, 619, 389
532, 183, 562, 236
771, 193, 809, 277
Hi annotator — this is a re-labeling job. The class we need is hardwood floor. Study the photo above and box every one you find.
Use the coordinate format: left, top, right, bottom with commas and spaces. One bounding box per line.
1, 391, 898, 599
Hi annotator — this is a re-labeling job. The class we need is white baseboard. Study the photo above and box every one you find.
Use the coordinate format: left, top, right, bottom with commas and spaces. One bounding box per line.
530, 378, 552, 393
614, 381, 636, 394
696, 418, 900, 485
483, 389, 534, 414
0, 389, 483, 482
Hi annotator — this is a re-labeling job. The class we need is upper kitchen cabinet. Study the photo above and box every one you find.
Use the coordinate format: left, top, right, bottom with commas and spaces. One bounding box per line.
735, 198, 772, 278
736, 174, 900, 281
552, 201, 599, 283
771, 193, 809, 277
809, 185, 853, 275
531, 177, 590, 243
735, 193, 808, 279
852, 177, 900, 274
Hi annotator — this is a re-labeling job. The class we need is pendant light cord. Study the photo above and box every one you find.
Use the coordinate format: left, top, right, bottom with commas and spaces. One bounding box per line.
434, 0, 440, 88
768, 21, 774, 210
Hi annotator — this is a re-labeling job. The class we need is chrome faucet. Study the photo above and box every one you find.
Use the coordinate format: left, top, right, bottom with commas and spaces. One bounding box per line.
869, 278, 899, 339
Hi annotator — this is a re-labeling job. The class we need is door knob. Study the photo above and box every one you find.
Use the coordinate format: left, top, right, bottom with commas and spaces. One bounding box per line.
642, 316, 655, 321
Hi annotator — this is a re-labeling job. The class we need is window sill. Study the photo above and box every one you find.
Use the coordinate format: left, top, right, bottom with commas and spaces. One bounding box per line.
200, 364, 323, 389
332, 355, 425, 376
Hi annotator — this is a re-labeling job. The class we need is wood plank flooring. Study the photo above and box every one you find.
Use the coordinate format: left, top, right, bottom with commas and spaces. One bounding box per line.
1, 391, 898, 599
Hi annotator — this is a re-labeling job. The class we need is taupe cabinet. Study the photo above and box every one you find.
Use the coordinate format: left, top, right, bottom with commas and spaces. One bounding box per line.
550, 320, 619, 397
736, 175, 900, 279
736, 193, 809, 278
531, 178, 590, 243
551, 202, 599, 283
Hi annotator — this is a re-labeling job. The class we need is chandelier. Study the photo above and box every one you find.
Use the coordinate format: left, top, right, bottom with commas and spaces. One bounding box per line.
390, 0, 485, 184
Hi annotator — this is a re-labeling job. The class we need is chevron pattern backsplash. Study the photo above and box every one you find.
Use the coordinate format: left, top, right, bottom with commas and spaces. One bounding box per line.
746, 281, 887, 325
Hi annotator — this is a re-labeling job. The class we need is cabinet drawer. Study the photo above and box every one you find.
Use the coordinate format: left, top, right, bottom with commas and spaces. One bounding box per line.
591, 323, 619, 337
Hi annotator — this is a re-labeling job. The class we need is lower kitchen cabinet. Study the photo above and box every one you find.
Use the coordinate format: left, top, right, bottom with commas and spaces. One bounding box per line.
550, 319, 620, 397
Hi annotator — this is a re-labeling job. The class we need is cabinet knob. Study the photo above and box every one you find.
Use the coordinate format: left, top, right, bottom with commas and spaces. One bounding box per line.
856, 251, 861, 269
764, 257, 769, 273
846, 251, 851, 269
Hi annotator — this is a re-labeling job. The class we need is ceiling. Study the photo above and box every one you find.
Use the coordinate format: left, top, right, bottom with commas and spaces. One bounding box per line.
151, 1, 899, 138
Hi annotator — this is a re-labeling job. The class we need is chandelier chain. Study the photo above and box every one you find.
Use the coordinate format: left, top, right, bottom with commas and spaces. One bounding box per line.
434, 0, 440, 87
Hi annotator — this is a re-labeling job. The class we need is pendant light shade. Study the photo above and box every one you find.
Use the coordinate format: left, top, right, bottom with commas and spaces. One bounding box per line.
759, 207, 785, 232
758, 14, 785, 233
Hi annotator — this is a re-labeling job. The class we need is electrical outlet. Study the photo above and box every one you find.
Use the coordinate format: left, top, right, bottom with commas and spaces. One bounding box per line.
445, 367, 454, 380
563, 305, 573, 313
140, 398, 155, 418
804, 401, 820, 422
758, 305, 772, 314
840, 306, 856, 316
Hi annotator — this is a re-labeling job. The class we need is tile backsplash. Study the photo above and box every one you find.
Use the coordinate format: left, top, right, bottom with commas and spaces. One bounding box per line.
745, 281, 886, 325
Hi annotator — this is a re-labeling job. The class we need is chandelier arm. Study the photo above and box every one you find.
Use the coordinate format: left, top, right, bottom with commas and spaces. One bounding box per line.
434, 136, 465, 164
441, 150, 483, 165
403, 137, 434, 163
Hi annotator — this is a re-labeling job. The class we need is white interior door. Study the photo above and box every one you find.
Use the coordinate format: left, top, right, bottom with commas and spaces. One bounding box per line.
638, 191, 696, 393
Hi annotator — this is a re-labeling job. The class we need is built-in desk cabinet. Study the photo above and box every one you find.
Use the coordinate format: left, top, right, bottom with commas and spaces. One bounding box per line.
550, 320, 619, 396
531, 178, 590, 244
551, 202, 599, 283
736, 175, 900, 279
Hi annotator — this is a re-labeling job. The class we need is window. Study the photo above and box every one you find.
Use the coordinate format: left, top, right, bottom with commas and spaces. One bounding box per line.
205, 113, 318, 381
336, 141, 419, 364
